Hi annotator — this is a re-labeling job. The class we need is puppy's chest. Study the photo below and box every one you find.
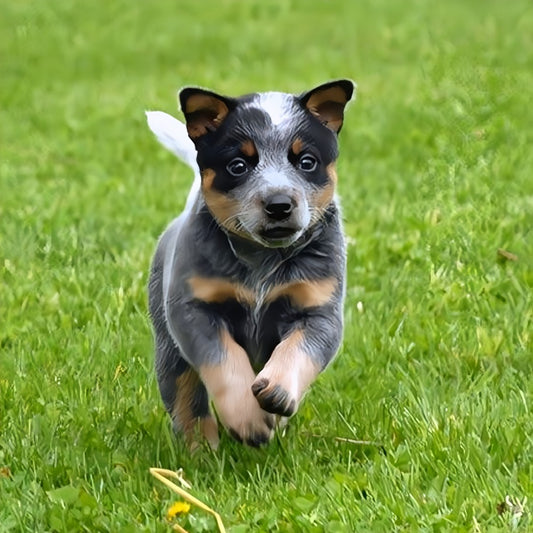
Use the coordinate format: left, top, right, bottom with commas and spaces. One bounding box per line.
187, 263, 337, 367
187, 265, 337, 318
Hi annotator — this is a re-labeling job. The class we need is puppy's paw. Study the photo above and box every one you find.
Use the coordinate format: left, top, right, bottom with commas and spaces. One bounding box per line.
251, 377, 297, 417
213, 385, 275, 447
252, 332, 320, 417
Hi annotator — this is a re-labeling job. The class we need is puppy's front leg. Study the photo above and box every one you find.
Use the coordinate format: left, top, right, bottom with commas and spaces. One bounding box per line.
252, 309, 343, 417
167, 303, 275, 446
199, 329, 276, 446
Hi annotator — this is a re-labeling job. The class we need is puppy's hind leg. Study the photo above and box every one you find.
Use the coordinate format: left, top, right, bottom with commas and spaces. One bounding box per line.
157, 355, 219, 451
150, 265, 219, 450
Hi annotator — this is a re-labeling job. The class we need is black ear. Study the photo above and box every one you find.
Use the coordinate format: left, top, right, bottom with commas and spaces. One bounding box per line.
179, 88, 236, 141
299, 79, 354, 133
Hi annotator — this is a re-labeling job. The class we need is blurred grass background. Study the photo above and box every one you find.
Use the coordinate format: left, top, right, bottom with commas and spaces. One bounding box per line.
1, 0, 532, 531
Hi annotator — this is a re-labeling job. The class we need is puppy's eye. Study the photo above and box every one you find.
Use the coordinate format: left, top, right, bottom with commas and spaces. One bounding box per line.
298, 154, 318, 172
226, 158, 249, 177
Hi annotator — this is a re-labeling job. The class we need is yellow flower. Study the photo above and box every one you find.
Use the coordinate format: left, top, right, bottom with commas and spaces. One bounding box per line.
166, 501, 191, 520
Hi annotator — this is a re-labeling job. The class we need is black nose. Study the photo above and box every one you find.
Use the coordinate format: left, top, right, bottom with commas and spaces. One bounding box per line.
264, 194, 295, 221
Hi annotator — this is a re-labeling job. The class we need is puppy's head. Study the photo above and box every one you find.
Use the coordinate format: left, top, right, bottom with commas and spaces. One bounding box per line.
180, 80, 354, 248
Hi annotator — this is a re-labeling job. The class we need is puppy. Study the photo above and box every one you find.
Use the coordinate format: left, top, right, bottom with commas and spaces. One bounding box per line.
146, 80, 354, 448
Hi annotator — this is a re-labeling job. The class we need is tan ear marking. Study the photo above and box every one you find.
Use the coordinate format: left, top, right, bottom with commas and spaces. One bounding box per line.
306, 86, 349, 110
303, 82, 353, 133
183, 94, 230, 139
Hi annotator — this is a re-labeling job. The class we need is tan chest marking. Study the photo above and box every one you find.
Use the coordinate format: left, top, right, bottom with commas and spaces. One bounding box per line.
265, 277, 337, 308
188, 276, 256, 305
189, 276, 337, 309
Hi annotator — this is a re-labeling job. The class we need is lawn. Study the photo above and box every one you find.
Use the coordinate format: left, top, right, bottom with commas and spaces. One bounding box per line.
1, 0, 532, 530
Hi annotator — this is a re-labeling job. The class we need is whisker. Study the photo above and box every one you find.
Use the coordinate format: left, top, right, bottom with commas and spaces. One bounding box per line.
220, 211, 250, 234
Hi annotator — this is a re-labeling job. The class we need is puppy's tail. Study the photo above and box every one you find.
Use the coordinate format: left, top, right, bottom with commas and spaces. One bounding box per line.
145, 111, 200, 210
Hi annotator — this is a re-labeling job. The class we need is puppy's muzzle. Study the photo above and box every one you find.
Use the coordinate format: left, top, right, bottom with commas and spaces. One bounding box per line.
259, 193, 301, 241
264, 194, 295, 222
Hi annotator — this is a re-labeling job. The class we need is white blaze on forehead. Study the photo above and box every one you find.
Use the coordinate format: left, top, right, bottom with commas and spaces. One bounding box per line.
261, 167, 293, 189
256, 92, 296, 126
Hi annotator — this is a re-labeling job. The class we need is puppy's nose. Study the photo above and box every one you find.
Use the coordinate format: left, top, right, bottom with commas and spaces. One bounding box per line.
264, 194, 295, 221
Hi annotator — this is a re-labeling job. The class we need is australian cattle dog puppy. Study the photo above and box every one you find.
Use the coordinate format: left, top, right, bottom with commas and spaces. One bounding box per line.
146, 80, 354, 448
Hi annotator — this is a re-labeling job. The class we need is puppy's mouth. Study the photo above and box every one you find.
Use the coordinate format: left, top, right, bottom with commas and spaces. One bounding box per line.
256, 225, 303, 248
260, 227, 298, 240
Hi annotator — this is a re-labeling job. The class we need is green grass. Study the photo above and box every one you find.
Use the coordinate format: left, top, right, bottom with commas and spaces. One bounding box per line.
1, 0, 532, 530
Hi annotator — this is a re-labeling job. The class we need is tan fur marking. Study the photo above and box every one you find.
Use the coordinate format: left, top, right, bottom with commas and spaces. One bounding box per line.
199, 330, 274, 441
203, 189, 241, 228
240, 139, 257, 157
305, 87, 348, 133
291, 138, 304, 155
266, 277, 337, 308
171, 368, 201, 433
202, 168, 216, 189
188, 415, 220, 452
200, 330, 251, 389
188, 276, 256, 305
201, 168, 242, 233
313, 163, 337, 213
198, 416, 220, 450
307, 86, 348, 108
326, 162, 338, 185
184, 94, 229, 139
314, 181, 335, 212
254, 329, 320, 408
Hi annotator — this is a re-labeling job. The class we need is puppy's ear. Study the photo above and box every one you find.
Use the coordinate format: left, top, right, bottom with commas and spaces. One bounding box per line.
179, 88, 236, 141
299, 80, 355, 134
